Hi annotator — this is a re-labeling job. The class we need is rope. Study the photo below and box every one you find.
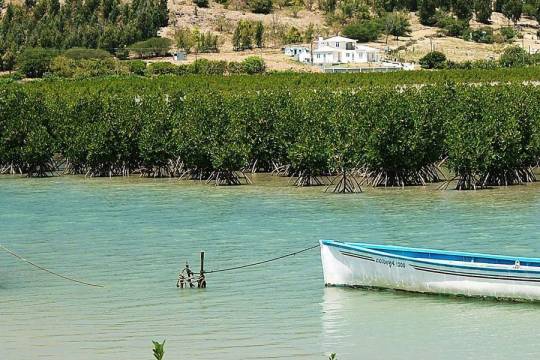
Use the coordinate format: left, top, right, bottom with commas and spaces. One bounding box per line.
204, 244, 320, 274
0, 244, 104, 288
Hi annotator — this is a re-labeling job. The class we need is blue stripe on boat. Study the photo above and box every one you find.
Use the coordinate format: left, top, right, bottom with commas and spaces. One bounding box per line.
322, 240, 540, 275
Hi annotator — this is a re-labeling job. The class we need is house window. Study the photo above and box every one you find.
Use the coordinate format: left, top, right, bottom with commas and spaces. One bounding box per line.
336, 42, 340, 47
317, 54, 321, 59
346, 53, 350, 57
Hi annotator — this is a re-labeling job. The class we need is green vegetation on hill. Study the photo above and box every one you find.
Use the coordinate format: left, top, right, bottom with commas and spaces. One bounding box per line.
0, 0, 168, 70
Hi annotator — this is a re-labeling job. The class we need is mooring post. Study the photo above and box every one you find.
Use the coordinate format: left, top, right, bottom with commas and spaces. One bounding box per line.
200, 251, 205, 274
198, 251, 206, 288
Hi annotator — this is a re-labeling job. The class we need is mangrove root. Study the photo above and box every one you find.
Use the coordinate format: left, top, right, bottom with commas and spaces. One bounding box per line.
291, 170, 326, 187
206, 171, 252, 186
358, 165, 442, 187
325, 172, 362, 193
271, 162, 291, 177
481, 168, 537, 187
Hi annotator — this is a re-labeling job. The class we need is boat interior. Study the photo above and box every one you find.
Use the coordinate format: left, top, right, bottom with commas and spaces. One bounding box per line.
328, 241, 540, 270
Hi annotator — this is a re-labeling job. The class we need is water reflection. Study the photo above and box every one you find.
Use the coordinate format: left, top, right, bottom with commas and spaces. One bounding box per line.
322, 287, 540, 359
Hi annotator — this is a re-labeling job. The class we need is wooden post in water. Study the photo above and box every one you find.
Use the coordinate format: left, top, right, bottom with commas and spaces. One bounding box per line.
200, 251, 205, 274
198, 251, 206, 288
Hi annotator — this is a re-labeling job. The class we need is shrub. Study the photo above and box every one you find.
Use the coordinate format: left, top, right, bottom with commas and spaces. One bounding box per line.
382, 12, 411, 41
128, 60, 147, 75
49, 57, 130, 78
452, 0, 473, 21
227, 61, 244, 74
63, 48, 112, 60
175, 64, 192, 75
193, 0, 208, 7
1, 50, 16, 71
419, 51, 447, 69
467, 26, 494, 44
342, 19, 382, 42
129, 37, 172, 59
530, 53, 540, 66
116, 47, 129, 60
232, 20, 254, 51
282, 26, 303, 44
50, 56, 76, 77
502, 0, 523, 24
241, 56, 266, 74
418, 0, 437, 25
248, 0, 273, 13
499, 46, 530, 67
146, 62, 178, 75
499, 26, 517, 42
190, 59, 226, 75
474, 0, 492, 23
17, 47, 57, 78
436, 14, 468, 37
174, 27, 195, 53
255, 21, 264, 48
10, 71, 24, 80
205, 60, 228, 75
196, 31, 220, 53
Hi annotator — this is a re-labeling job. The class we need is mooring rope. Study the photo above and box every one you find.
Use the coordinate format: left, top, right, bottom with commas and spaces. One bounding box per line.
204, 244, 320, 274
0, 244, 104, 288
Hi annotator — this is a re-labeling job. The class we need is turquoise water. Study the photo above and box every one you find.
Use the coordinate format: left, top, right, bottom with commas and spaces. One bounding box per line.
1, 175, 540, 360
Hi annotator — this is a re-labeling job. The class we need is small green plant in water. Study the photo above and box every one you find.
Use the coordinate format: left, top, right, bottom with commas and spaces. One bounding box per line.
152, 340, 165, 360
329, 353, 337, 360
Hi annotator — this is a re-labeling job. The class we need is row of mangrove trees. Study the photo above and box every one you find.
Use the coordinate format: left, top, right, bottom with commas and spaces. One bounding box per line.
5, 64, 540, 93
0, 83, 539, 190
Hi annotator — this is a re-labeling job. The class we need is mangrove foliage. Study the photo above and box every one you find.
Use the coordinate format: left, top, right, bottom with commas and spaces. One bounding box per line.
0, 82, 539, 190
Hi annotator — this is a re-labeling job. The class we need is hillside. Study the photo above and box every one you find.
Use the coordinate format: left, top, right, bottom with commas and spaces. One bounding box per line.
161, 1, 540, 71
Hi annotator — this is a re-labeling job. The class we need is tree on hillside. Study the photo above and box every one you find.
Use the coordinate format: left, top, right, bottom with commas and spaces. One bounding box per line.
436, 0, 452, 11
474, 0, 492, 23
452, 0, 473, 21
0, 0, 169, 56
383, 12, 411, 42
233, 20, 255, 51
248, 0, 273, 13
418, 0, 437, 26
319, 0, 337, 13
342, 19, 383, 42
495, 0, 507, 12
502, 0, 523, 24
193, 0, 209, 7
283, 26, 303, 44
255, 21, 265, 48
419, 51, 447, 68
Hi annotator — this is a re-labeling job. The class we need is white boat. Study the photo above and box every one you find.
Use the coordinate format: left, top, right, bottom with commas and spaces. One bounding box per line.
320, 240, 540, 301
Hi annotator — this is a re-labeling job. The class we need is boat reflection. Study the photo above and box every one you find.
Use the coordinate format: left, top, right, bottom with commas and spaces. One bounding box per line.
321, 286, 540, 360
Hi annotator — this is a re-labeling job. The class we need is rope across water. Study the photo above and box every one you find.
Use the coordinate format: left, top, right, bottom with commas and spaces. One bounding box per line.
204, 244, 320, 274
0, 244, 104, 288
1, 242, 320, 287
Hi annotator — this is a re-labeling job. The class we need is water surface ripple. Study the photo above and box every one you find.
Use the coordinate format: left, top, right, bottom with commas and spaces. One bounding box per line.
1, 176, 540, 360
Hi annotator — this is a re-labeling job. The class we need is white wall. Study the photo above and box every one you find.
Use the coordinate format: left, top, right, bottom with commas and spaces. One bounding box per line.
313, 52, 335, 64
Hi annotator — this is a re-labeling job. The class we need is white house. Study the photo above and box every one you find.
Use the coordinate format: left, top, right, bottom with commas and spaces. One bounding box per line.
312, 36, 381, 65
283, 45, 311, 63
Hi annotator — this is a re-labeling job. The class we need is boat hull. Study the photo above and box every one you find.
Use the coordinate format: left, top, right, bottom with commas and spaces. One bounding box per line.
320, 241, 540, 301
